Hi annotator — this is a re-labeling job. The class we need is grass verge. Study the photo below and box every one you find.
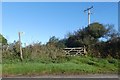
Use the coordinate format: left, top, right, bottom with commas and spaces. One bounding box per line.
2, 56, 119, 77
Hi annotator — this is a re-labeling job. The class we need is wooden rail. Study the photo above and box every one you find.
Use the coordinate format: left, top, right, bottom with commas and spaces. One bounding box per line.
63, 47, 87, 56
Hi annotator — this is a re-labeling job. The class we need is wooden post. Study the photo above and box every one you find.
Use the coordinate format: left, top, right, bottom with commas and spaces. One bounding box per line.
84, 46, 87, 55
84, 6, 93, 26
18, 32, 23, 61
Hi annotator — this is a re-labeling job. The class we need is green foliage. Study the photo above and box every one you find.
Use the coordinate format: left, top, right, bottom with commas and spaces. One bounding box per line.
2, 40, 67, 63
90, 37, 120, 58
63, 22, 120, 58
87, 23, 107, 38
2, 22, 120, 64
2, 21, 120, 77
2, 56, 119, 76
65, 22, 109, 47
48, 36, 59, 43
2, 40, 22, 63
47, 36, 66, 48
13, 41, 20, 56
0, 34, 7, 45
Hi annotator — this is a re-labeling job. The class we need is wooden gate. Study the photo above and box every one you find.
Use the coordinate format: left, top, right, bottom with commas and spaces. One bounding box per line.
63, 46, 87, 56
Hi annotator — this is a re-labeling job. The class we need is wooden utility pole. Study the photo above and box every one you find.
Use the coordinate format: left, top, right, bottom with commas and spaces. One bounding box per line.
84, 6, 93, 26
18, 32, 23, 61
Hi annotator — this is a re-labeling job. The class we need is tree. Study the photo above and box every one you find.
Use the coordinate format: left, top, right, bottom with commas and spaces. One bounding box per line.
87, 24, 120, 58
48, 36, 59, 43
47, 36, 65, 48
87, 23, 108, 38
0, 34, 7, 45
65, 22, 109, 47
105, 25, 120, 41
13, 41, 20, 56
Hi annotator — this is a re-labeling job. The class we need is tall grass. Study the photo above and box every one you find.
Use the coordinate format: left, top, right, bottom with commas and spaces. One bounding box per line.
2, 56, 119, 76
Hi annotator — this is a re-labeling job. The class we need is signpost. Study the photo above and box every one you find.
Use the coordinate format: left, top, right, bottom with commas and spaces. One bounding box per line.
18, 32, 23, 61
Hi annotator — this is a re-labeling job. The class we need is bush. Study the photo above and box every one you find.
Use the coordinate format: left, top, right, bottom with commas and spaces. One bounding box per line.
2, 41, 67, 63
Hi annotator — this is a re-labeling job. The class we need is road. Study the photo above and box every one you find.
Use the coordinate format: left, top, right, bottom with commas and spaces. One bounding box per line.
29, 74, 119, 78
3, 74, 119, 78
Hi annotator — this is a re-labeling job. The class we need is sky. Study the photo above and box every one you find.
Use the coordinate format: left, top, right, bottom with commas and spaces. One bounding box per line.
2, 2, 118, 46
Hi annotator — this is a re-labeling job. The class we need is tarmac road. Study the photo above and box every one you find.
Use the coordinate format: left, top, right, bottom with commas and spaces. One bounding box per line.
28, 74, 119, 78
3, 74, 119, 78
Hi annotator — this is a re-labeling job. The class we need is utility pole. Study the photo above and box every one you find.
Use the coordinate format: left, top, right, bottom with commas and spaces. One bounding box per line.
84, 6, 93, 26
18, 32, 23, 61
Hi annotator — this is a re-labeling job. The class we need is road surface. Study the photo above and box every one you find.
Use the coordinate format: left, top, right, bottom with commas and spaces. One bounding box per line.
3, 74, 119, 78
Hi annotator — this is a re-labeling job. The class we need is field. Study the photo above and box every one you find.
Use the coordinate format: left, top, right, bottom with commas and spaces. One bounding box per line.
2, 56, 119, 77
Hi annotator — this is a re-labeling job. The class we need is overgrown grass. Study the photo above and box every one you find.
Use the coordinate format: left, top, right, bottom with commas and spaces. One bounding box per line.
2, 56, 119, 77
